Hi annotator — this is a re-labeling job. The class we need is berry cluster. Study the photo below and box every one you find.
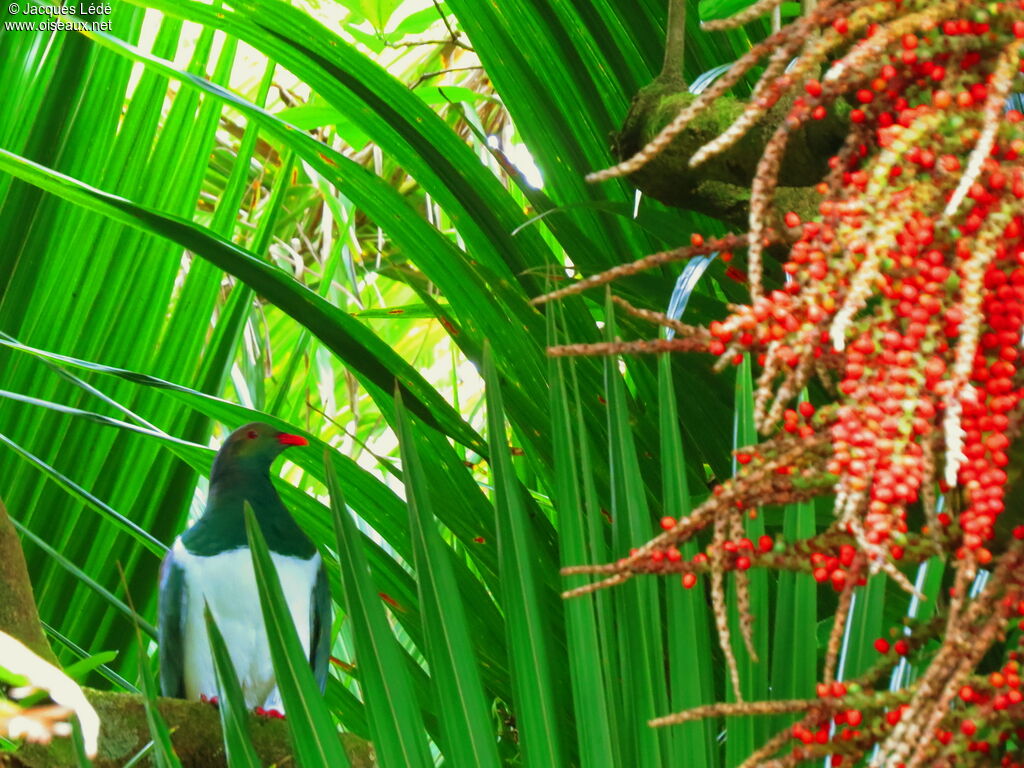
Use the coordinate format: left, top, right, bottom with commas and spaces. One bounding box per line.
558, 1, 1024, 765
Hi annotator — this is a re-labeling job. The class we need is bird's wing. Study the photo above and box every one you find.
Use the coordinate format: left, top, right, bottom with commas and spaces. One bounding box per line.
157, 548, 187, 698
310, 559, 331, 693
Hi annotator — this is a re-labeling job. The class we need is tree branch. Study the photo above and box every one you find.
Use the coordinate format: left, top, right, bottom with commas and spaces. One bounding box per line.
610, 83, 847, 227
5, 692, 375, 768
659, 0, 686, 86
0, 500, 55, 665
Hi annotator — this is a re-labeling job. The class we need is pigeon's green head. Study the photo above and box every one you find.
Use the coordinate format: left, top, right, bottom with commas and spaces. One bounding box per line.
212, 422, 308, 478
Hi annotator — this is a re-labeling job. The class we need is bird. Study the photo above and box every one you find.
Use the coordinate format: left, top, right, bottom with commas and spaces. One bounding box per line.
158, 422, 330, 713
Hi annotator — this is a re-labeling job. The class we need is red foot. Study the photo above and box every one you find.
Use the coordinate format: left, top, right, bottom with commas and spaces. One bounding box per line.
254, 706, 286, 719
199, 694, 220, 707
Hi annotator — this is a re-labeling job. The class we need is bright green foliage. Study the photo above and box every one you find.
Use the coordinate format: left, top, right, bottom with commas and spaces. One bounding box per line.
659, 353, 719, 768
395, 395, 503, 767
327, 454, 433, 768
484, 347, 566, 767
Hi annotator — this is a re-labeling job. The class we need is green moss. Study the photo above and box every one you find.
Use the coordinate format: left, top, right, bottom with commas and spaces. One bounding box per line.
609, 79, 848, 225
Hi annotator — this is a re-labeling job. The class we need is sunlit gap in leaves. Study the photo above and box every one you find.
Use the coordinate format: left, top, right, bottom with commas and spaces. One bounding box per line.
486, 134, 544, 189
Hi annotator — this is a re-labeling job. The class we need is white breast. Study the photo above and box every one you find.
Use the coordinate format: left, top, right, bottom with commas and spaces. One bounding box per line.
172, 538, 321, 710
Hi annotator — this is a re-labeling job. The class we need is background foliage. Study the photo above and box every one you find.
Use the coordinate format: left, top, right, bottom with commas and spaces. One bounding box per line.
0, 0, 850, 765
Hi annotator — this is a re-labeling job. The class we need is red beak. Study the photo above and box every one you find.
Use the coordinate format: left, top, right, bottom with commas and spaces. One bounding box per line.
277, 432, 309, 447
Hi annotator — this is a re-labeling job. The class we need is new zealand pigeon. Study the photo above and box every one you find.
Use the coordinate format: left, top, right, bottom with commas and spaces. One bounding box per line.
158, 422, 330, 712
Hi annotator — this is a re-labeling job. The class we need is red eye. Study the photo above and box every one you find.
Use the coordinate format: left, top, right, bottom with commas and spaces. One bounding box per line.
247, 430, 259, 440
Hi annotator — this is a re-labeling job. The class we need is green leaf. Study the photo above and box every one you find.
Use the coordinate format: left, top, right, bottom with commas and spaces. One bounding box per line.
603, 296, 668, 767
769, 497, 818, 735
133, 609, 182, 768
71, 717, 95, 768
66, 5, 632, 474
393, 394, 502, 768
351, 0, 402, 30
660, 352, 718, 768
43, 622, 136, 692
352, 304, 450, 319
484, 346, 565, 767
0, 665, 28, 687
725, 355, 770, 767
0, 3, 788, 766
204, 607, 263, 768
63, 651, 118, 682
840, 574, 887, 681
273, 104, 370, 147
243, 503, 351, 768
0, 147, 483, 454
326, 451, 433, 768
389, 3, 446, 36
414, 86, 498, 106
0, 4, 238, 675
698, 0, 758, 22
549, 308, 616, 768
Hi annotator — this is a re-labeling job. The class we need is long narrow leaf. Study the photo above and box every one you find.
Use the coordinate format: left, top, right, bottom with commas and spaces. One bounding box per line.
11, 517, 156, 638
393, 394, 502, 768
243, 504, 351, 768
204, 607, 263, 768
130, 585, 182, 768
326, 452, 433, 768
660, 352, 718, 768
725, 355, 770, 766
484, 346, 565, 767
770, 494, 818, 734
549, 308, 616, 768
604, 296, 667, 767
